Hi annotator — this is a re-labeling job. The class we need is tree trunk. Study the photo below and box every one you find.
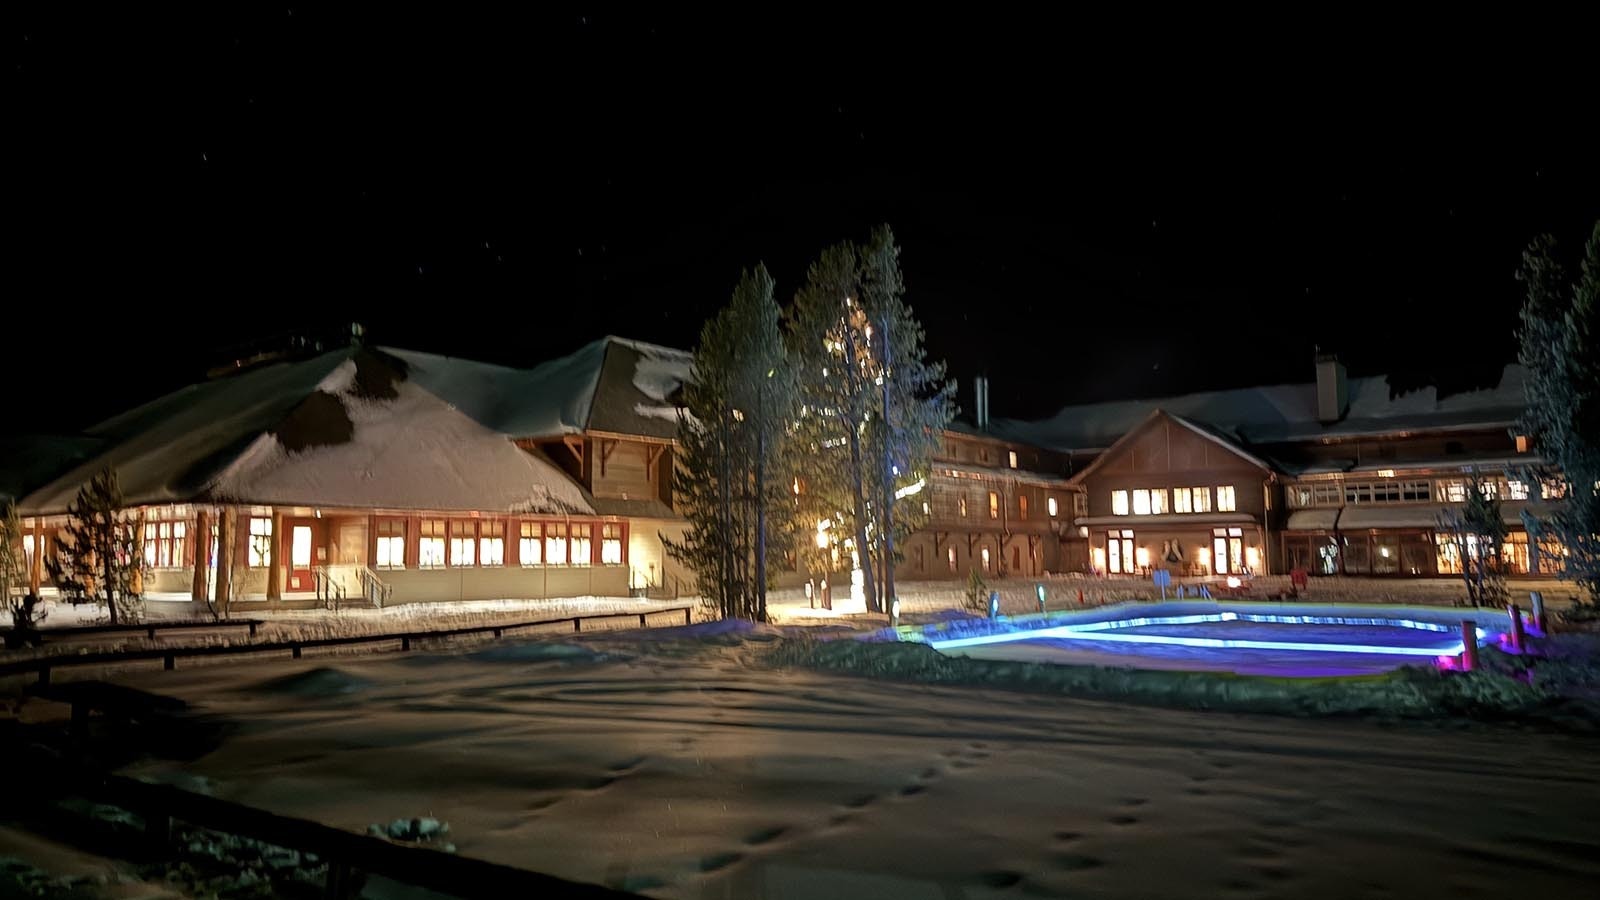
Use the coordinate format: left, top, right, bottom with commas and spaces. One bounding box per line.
103, 518, 117, 625
847, 426, 878, 614
879, 313, 896, 611
755, 419, 768, 622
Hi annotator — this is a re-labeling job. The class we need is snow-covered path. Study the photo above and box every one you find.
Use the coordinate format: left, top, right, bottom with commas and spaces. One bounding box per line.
117, 630, 1600, 899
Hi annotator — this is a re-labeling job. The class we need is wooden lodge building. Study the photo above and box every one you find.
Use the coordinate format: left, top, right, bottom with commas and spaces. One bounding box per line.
1, 340, 1569, 611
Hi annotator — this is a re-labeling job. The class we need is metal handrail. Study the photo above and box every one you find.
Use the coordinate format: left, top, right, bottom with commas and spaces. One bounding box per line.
359, 567, 393, 608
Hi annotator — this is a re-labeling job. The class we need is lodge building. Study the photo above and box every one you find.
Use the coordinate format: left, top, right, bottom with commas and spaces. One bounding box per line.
0, 339, 1569, 611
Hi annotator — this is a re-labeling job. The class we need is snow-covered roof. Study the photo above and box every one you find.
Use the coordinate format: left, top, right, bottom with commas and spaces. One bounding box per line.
0, 435, 105, 505
388, 335, 692, 441
18, 348, 592, 516
994, 365, 1527, 452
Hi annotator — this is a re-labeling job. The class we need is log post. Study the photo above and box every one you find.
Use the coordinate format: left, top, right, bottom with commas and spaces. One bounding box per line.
191, 508, 210, 603
214, 508, 234, 611
1506, 603, 1525, 652
1530, 591, 1546, 633
1460, 620, 1479, 671
29, 517, 43, 596
266, 510, 284, 601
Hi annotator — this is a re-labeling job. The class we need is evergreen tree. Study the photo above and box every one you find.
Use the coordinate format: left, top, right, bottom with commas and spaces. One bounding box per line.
1516, 221, 1600, 602
44, 468, 145, 624
1, 501, 45, 642
664, 266, 792, 620
1436, 469, 1508, 607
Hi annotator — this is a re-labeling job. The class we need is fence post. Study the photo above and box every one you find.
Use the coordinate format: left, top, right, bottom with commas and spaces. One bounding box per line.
291, 644, 302, 659
147, 626, 157, 640
400, 636, 411, 651
639, 614, 647, 626
574, 618, 582, 633
1460, 620, 1479, 671
249, 621, 258, 637
492, 628, 502, 639
163, 653, 175, 671
1506, 603, 1525, 652
1530, 591, 1546, 633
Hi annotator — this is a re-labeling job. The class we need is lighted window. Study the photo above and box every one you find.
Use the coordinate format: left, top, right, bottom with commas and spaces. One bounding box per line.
248, 517, 272, 568
1018, 495, 1028, 520
479, 520, 505, 567
519, 521, 542, 566
448, 520, 476, 567
988, 492, 999, 519
1047, 496, 1058, 517
376, 519, 405, 569
1541, 479, 1567, 500
1515, 434, 1530, 453
1112, 490, 1129, 516
980, 546, 991, 572
1132, 490, 1150, 515
959, 495, 968, 517
143, 520, 188, 568
1217, 485, 1236, 512
546, 522, 569, 565
1311, 483, 1341, 506
601, 523, 624, 565
572, 523, 593, 564
1192, 487, 1211, 513
947, 546, 957, 573
1440, 480, 1467, 503
1150, 489, 1169, 515
1008, 450, 1018, 468
419, 519, 446, 569
1478, 479, 1498, 499
291, 526, 312, 567
1174, 488, 1192, 514
1507, 479, 1529, 501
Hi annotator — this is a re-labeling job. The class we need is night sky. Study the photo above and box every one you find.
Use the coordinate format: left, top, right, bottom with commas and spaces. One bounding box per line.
10, 10, 1599, 436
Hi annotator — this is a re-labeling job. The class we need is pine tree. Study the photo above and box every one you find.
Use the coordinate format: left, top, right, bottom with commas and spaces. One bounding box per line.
1, 501, 45, 642
664, 266, 792, 620
1516, 221, 1600, 602
44, 468, 145, 624
1436, 469, 1508, 607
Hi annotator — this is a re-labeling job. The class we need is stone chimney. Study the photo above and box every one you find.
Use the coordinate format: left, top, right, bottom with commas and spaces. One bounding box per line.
1315, 353, 1348, 424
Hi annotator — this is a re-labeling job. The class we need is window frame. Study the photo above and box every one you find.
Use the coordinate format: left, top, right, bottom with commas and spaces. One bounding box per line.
418, 519, 446, 569
1216, 485, 1236, 512
247, 517, 273, 569
375, 518, 406, 570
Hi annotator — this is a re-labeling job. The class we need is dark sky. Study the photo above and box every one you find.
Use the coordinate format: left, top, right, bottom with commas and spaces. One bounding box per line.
10, 10, 1599, 435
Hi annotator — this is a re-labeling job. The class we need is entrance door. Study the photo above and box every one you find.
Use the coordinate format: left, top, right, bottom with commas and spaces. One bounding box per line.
1107, 529, 1134, 574
1212, 527, 1244, 574
287, 524, 314, 592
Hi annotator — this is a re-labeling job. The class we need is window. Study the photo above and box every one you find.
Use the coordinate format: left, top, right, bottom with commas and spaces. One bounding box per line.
1112, 490, 1129, 516
1132, 489, 1150, 515
1151, 489, 1169, 515
1047, 496, 1058, 517
1311, 483, 1341, 506
248, 517, 272, 568
1478, 479, 1498, 499
947, 546, 957, 573
1401, 480, 1432, 502
449, 520, 476, 567
980, 546, 991, 572
546, 522, 569, 565
1212, 526, 1244, 574
1440, 480, 1467, 503
519, 521, 542, 566
419, 520, 446, 568
1515, 434, 1530, 453
1508, 479, 1529, 501
1289, 485, 1312, 508
601, 523, 624, 565
1370, 481, 1400, 502
1216, 485, 1236, 512
1174, 488, 1193, 514
1018, 495, 1028, 520
143, 520, 187, 568
572, 523, 593, 564
376, 519, 405, 569
479, 520, 505, 567
1541, 479, 1567, 500
1189, 487, 1212, 513
959, 495, 968, 517
1008, 450, 1018, 468
1107, 529, 1135, 574
1345, 483, 1373, 504
988, 492, 999, 519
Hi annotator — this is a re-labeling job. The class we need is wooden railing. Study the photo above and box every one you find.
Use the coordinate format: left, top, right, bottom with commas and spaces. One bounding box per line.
17, 747, 642, 899
0, 606, 694, 685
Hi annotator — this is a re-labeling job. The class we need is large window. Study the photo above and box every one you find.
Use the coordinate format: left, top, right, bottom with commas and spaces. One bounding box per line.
248, 517, 272, 568
449, 520, 476, 567
376, 519, 405, 569
143, 520, 188, 568
1150, 488, 1169, 514
1508, 479, 1530, 501
1111, 490, 1129, 516
1174, 488, 1192, 514
959, 495, 968, 517
601, 523, 624, 565
1132, 489, 1150, 516
1402, 480, 1432, 501
1106, 529, 1135, 574
1212, 526, 1244, 574
1439, 480, 1467, 503
1018, 495, 1028, 520
479, 520, 505, 567
1008, 450, 1018, 468
947, 546, 957, 573
1188, 487, 1212, 513
980, 546, 991, 572
419, 519, 446, 569
1216, 485, 1236, 512
545, 522, 569, 565
1047, 496, 1058, 517
519, 522, 542, 566
988, 492, 999, 520
572, 523, 593, 564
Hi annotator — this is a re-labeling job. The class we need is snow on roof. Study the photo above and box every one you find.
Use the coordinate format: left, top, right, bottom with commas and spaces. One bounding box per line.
994, 365, 1527, 451
209, 374, 592, 514
0, 434, 105, 504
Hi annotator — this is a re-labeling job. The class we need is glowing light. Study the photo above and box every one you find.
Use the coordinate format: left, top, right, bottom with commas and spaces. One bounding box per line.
1246, 546, 1261, 569
894, 478, 926, 500
1135, 547, 1150, 568
1092, 547, 1106, 570
1226, 576, 1241, 589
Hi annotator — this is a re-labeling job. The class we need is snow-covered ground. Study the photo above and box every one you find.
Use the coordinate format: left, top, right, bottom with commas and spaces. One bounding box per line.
103, 626, 1600, 899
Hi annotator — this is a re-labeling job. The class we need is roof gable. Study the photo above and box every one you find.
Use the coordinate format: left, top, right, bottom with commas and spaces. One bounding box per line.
1067, 410, 1275, 486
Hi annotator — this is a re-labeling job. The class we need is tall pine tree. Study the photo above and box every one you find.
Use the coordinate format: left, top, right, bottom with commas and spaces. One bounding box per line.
1516, 221, 1600, 602
45, 468, 145, 624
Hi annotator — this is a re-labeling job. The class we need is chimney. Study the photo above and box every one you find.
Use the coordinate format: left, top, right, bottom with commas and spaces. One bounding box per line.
975, 376, 990, 431
1315, 353, 1348, 424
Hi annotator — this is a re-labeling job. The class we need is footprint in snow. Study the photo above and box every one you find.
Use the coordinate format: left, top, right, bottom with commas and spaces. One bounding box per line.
743, 826, 788, 846
699, 851, 743, 873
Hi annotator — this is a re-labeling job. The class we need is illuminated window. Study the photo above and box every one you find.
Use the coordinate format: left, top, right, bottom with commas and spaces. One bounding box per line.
419, 520, 446, 568
1112, 490, 1129, 515
376, 519, 405, 569
1541, 479, 1567, 500
959, 495, 968, 517
479, 520, 505, 566
1217, 485, 1236, 512
519, 521, 542, 566
291, 526, 311, 568
1507, 479, 1529, 501
1189, 487, 1211, 513
143, 520, 188, 568
1008, 450, 1018, 468
1478, 479, 1498, 499
1402, 480, 1432, 501
1150, 489, 1169, 515
248, 517, 272, 568
1174, 488, 1192, 514
1107, 529, 1134, 574
1439, 480, 1467, 503
1132, 490, 1151, 515
980, 546, 991, 572
1018, 495, 1028, 520
947, 546, 957, 573
1047, 496, 1058, 517
546, 522, 569, 565
601, 523, 624, 565
449, 520, 476, 567
1515, 434, 1530, 453
988, 492, 999, 519
572, 523, 593, 564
